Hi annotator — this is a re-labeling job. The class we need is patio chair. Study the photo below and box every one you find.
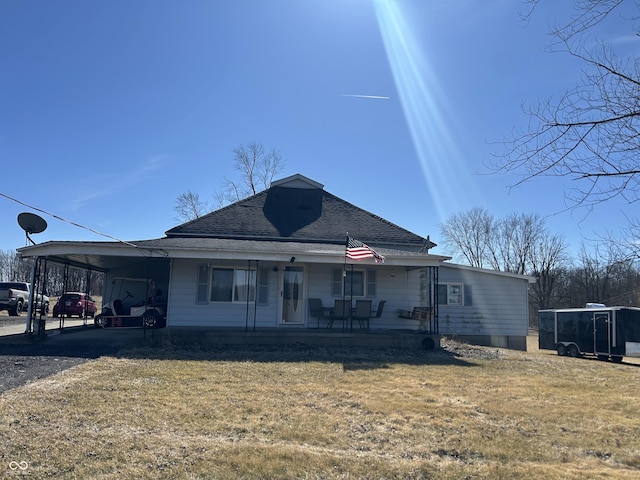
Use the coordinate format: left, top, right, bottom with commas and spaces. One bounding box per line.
373, 300, 386, 318
308, 298, 331, 328
331, 299, 351, 330
352, 299, 372, 330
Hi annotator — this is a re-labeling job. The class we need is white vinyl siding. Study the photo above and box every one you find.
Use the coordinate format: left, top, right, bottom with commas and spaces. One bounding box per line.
168, 260, 279, 328
437, 265, 529, 337
169, 260, 530, 338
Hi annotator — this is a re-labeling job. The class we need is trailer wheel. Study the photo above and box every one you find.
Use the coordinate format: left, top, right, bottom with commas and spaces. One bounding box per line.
611, 356, 623, 363
557, 344, 567, 356
568, 345, 580, 358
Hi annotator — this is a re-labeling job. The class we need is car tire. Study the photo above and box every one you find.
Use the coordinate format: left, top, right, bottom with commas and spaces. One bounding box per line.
9, 301, 23, 316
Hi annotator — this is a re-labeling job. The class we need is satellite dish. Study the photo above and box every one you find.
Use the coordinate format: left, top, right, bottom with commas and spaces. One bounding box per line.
18, 212, 47, 245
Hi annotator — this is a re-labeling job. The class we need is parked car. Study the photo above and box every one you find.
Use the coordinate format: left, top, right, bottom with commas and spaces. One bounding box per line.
0, 282, 49, 316
53, 292, 97, 318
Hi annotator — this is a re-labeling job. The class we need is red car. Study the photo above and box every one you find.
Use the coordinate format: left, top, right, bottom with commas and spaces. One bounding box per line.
53, 292, 98, 318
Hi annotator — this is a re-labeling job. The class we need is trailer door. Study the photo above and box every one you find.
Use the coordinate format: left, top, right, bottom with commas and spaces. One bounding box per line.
594, 312, 611, 355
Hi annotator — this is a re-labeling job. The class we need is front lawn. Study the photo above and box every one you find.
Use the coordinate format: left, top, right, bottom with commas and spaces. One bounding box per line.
1, 341, 639, 479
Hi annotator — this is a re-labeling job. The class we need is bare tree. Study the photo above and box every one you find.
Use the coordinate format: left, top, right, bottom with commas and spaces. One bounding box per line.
1, 251, 32, 282
492, 213, 546, 274
528, 231, 569, 310
174, 190, 210, 224
174, 142, 286, 222
440, 207, 495, 267
497, 1, 640, 209
569, 243, 618, 304
441, 209, 568, 279
0, 250, 9, 282
214, 142, 286, 207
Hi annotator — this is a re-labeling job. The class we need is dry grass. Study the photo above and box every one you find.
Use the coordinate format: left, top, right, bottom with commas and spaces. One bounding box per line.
1, 341, 640, 479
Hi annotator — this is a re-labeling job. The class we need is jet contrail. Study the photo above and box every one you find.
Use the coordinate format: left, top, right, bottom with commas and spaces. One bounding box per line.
339, 94, 390, 100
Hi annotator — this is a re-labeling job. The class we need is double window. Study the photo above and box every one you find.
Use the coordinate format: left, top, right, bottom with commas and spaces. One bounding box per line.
197, 266, 268, 304
332, 269, 376, 297
438, 283, 466, 306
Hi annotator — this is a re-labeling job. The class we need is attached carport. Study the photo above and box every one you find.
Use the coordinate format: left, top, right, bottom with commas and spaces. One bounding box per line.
17, 241, 171, 335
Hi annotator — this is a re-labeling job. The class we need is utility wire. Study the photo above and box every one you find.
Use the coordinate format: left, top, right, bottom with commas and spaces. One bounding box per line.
0, 192, 139, 248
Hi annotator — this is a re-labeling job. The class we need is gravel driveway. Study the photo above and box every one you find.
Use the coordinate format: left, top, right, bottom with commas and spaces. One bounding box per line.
0, 314, 120, 394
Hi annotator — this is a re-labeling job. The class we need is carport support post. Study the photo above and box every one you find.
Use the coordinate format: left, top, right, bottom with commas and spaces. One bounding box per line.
36, 258, 48, 336
24, 259, 37, 334
83, 268, 92, 326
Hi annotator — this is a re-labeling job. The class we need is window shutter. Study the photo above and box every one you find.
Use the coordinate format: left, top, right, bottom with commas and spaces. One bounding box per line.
437, 284, 447, 305
331, 269, 343, 296
196, 265, 209, 303
258, 268, 269, 305
464, 284, 472, 306
367, 270, 376, 297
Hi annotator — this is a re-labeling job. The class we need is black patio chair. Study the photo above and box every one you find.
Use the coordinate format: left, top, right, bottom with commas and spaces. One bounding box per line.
331, 299, 351, 330
352, 299, 372, 330
373, 300, 386, 318
308, 298, 331, 328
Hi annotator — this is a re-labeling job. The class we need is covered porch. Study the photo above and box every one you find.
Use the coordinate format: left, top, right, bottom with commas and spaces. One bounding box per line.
17, 238, 447, 337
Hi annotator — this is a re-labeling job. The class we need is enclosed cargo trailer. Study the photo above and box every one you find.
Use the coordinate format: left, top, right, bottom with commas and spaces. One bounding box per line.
539, 306, 640, 362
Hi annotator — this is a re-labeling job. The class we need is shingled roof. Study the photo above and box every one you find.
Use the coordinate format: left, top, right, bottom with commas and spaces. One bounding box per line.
166, 174, 431, 251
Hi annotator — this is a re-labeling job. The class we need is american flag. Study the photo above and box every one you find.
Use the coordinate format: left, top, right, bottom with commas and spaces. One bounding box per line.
346, 237, 385, 263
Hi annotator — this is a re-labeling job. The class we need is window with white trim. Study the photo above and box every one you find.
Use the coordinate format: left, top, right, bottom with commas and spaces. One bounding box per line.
197, 266, 258, 303
332, 268, 376, 297
438, 283, 464, 306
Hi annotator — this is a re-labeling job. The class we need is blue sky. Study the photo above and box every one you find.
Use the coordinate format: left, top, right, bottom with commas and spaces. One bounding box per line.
0, 1, 634, 258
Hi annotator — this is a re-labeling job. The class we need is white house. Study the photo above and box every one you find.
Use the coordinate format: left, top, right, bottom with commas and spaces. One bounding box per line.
17, 174, 535, 349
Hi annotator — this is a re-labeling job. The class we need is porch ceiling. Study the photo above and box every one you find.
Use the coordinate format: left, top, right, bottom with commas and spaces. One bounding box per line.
36, 252, 155, 271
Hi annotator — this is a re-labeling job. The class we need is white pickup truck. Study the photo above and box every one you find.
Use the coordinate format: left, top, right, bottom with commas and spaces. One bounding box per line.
0, 282, 49, 316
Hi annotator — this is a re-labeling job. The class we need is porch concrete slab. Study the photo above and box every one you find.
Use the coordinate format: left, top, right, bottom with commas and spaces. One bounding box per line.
0, 324, 440, 351
158, 327, 440, 350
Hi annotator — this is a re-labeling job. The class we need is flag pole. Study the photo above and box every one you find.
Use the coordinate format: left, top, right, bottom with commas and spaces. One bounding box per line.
350, 263, 354, 332
344, 234, 349, 332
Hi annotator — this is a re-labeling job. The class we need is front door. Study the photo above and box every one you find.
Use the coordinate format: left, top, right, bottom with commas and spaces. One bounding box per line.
281, 266, 304, 324
594, 312, 611, 354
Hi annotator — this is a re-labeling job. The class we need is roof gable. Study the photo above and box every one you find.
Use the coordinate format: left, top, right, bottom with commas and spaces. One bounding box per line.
166, 174, 429, 249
